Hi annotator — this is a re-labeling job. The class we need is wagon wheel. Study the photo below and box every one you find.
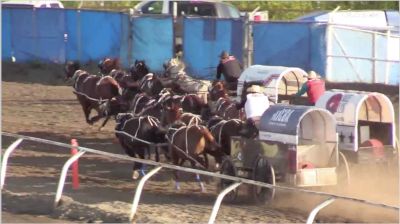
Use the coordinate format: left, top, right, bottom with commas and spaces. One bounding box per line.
249, 155, 275, 204
219, 157, 238, 203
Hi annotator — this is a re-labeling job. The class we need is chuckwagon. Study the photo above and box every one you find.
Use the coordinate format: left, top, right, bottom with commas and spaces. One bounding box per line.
315, 89, 397, 165
236, 65, 308, 103
220, 104, 341, 203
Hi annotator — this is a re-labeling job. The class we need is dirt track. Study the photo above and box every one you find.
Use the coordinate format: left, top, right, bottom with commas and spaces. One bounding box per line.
1, 67, 399, 223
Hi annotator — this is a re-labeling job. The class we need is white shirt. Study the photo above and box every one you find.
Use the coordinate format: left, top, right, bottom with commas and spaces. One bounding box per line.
244, 93, 270, 119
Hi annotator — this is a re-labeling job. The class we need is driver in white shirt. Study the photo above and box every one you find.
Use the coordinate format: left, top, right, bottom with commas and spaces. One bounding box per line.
237, 85, 270, 128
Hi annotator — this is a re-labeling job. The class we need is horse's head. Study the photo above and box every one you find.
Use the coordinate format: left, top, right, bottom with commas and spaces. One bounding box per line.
99, 57, 120, 75
239, 118, 259, 139
130, 60, 150, 81
161, 96, 183, 126
64, 61, 81, 80
209, 80, 228, 101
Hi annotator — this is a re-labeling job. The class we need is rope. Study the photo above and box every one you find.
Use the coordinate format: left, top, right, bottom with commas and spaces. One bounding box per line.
72, 90, 109, 103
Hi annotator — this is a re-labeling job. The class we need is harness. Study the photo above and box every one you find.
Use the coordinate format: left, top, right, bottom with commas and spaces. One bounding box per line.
117, 116, 160, 145
209, 119, 242, 145
166, 124, 207, 170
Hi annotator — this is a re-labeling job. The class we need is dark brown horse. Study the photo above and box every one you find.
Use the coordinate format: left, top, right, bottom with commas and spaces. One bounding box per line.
167, 123, 224, 191
207, 117, 244, 155
115, 114, 167, 179
65, 61, 121, 128
130, 60, 150, 81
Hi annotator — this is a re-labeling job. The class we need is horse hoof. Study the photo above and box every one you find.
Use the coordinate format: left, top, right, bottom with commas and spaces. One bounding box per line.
132, 170, 140, 180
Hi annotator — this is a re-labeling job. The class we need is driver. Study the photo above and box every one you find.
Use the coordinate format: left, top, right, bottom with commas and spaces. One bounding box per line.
237, 85, 270, 128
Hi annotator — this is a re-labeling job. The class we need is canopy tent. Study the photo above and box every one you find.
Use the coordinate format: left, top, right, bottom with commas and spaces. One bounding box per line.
315, 89, 395, 152
259, 104, 337, 146
237, 65, 307, 103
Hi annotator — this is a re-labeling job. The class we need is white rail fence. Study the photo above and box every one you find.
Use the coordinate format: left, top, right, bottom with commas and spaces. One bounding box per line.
1, 132, 399, 224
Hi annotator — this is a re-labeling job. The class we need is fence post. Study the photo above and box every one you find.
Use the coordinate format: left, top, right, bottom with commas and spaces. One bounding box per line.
208, 182, 242, 224
54, 150, 86, 207
1, 138, 24, 190
306, 197, 335, 224
71, 139, 80, 189
129, 166, 162, 221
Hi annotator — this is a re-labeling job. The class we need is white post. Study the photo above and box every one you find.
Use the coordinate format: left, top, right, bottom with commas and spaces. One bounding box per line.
54, 150, 86, 207
1, 138, 23, 190
208, 182, 242, 224
306, 198, 335, 224
129, 166, 162, 221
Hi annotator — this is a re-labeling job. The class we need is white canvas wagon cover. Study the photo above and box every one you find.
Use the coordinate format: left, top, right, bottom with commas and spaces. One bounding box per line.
315, 89, 395, 151
237, 65, 307, 103
258, 104, 337, 145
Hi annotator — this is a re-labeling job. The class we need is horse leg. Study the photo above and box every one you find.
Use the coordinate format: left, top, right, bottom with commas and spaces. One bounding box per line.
82, 103, 93, 125
138, 148, 147, 177
154, 146, 160, 162
98, 116, 110, 131
172, 153, 181, 190
190, 159, 206, 193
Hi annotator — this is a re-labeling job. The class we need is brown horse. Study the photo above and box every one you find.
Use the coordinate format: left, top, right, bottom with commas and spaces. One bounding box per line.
209, 80, 229, 102
65, 61, 121, 127
207, 80, 241, 120
167, 124, 224, 191
98, 57, 121, 75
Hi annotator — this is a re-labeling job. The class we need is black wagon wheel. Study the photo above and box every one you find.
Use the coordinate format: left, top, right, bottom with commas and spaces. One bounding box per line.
249, 155, 276, 204
219, 157, 238, 203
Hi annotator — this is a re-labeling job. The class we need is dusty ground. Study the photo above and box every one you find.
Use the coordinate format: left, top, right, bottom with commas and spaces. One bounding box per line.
1, 62, 399, 223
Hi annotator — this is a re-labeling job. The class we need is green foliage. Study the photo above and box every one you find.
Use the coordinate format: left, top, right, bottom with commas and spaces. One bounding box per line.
228, 1, 398, 20
61, 1, 398, 20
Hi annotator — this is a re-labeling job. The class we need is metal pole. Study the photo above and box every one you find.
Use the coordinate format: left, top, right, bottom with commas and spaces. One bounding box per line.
208, 182, 242, 224
306, 198, 335, 224
54, 150, 86, 207
129, 166, 162, 221
0, 138, 23, 190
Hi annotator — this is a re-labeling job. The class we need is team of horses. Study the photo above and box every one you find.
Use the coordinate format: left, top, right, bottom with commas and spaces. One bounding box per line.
64, 57, 258, 191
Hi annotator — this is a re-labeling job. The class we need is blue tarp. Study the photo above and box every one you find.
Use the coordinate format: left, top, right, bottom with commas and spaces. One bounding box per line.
2, 8, 65, 63
2, 9, 12, 60
131, 16, 174, 72
65, 9, 125, 63
253, 22, 327, 75
183, 17, 244, 80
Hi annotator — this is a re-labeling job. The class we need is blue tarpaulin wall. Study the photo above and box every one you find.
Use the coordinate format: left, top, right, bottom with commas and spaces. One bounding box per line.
65, 9, 126, 64
253, 22, 327, 76
2, 8, 173, 71
183, 17, 244, 80
131, 16, 174, 72
2, 8, 66, 63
